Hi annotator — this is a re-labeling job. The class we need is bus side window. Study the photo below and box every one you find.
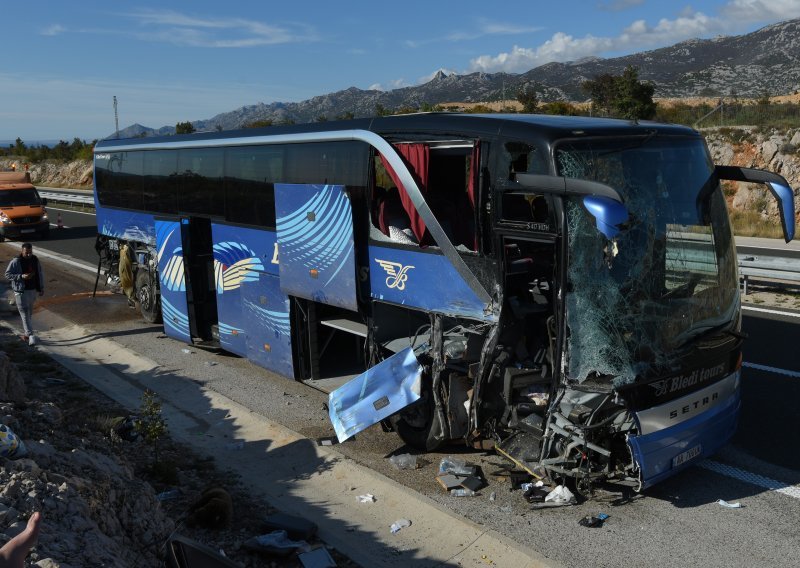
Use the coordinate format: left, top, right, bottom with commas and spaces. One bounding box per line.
504, 141, 548, 180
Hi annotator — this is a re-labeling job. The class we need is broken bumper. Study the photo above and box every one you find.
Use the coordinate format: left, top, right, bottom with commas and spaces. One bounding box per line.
628, 372, 741, 489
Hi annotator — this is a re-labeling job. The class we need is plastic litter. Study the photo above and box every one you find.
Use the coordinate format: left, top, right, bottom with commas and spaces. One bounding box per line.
390, 519, 411, 534
544, 485, 576, 504
389, 453, 418, 470
261, 513, 318, 541
717, 499, 743, 508
438, 456, 476, 476
298, 547, 337, 568
356, 494, 376, 503
0, 424, 27, 459
243, 530, 311, 556
181, 348, 193, 354
450, 488, 476, 497
579, 513, 609, 527
156, 489, 181, 501
523, 484, 550, 503
489, 491, 497, 501
520, 480, 544, 492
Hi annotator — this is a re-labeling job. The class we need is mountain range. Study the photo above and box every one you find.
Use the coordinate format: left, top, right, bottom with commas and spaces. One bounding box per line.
116, 18, 800, 139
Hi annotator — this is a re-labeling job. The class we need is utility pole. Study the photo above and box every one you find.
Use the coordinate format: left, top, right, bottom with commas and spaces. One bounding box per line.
113, 96, 119, 139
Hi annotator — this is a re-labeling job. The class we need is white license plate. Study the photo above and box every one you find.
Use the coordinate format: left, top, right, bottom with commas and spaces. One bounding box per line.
20, 228, 35, 233
672, 444, 702, 467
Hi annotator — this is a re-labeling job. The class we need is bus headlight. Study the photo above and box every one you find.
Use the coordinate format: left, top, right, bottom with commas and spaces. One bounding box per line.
0, 212, 10, 225
41, 209, 49, 221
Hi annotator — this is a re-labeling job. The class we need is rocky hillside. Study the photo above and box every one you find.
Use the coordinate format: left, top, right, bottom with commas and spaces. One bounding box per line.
117, 18, 800, 137
706, 127, 800, 226
0, 159, 92, 189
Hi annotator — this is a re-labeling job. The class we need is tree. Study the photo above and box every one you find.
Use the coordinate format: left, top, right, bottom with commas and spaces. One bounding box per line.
582, 66, 656, 120
175, 121, 196, 134
614, 66, 656, 120
516, 87, 539, 113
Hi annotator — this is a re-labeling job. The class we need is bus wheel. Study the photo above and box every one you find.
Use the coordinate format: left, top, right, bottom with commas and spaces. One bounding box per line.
389, 388, 444, 451
136, 270, 162, 324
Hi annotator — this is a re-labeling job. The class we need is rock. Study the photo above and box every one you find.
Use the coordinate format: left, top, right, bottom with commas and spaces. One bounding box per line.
761, 139, 780, 164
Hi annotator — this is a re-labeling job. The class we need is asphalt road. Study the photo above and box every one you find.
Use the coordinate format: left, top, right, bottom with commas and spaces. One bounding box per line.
5, 207, 800, 568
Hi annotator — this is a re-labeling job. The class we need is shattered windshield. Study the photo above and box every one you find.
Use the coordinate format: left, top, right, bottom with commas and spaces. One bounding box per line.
558, 136, 738, 386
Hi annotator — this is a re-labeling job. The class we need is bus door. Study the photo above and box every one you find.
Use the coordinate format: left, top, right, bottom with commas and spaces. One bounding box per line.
154, 217, 219, 345
274, 183, 362, 385
181, 216, 219, 345
155, 219, 191, 343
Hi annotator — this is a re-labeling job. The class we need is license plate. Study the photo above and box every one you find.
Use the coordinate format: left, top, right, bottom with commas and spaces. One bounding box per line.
20, 228, 35, 233
672, 444, 702, 467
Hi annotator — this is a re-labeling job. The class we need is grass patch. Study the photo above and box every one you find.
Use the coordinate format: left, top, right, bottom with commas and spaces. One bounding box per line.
729, 209, 785, 238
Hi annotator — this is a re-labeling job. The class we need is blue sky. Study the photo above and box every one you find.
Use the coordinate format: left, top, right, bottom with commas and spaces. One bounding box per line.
3, 0, 800, 142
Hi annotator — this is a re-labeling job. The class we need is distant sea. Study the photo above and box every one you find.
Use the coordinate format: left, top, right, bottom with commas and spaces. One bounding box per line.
1, 140, 60, 147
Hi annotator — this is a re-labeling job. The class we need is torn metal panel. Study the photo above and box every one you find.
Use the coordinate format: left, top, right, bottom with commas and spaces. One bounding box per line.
328, 347, 423, 443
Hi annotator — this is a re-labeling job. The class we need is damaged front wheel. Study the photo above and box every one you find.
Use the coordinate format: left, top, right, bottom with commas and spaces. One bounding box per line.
389, 388, 444, 451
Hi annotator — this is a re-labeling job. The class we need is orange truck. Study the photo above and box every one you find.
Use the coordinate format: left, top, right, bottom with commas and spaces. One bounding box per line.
0, 171, 50, 241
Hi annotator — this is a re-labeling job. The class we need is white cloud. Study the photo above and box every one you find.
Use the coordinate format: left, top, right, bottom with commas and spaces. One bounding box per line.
369, 78, 411, 91
119, 9, 317, 47
468, 0, 799, 74
406, 20, 541, 48
723, 0, 800, 21
40, 24, 65, 36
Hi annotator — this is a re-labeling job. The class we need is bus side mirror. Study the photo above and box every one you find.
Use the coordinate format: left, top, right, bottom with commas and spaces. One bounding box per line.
514, 174, 629, 239
582, 195, 629, 240
715, 165, 795, 243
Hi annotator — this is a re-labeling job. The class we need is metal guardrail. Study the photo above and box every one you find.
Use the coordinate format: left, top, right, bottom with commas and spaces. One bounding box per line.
38, 190, 800, 293
738, 251, 800, 294
39, 189, 94, 209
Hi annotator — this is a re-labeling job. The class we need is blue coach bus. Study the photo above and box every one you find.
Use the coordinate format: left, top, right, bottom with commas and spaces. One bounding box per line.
93, 113, 795, 493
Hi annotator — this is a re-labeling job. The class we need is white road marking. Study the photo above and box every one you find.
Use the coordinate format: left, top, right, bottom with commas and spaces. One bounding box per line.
743, 305, 800, 318
699, 460, 800, 500
743, 362, 800, 378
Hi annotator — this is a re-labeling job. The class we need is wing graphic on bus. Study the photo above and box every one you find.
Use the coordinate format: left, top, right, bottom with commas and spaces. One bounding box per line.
375, 259, 414, 290
213, 241, 265, 293
161, 249, 186, 292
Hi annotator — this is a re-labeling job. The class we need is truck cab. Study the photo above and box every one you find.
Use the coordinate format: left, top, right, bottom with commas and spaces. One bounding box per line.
0, 171, 50, 241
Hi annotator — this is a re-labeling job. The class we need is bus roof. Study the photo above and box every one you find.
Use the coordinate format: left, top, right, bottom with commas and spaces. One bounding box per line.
95, 113, 699, 151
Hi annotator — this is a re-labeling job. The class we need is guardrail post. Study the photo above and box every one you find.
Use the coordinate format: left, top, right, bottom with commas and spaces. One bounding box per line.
742, 275, 749, 295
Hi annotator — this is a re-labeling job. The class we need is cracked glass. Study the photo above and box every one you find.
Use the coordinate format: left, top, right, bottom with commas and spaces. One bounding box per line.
558, 136, 738, 386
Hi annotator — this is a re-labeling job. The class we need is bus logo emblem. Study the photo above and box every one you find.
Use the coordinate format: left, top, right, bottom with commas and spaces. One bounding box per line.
375, 259, 414, 290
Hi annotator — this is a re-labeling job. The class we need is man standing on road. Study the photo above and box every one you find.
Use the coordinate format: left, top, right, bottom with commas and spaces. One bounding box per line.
5, 243, 44, 346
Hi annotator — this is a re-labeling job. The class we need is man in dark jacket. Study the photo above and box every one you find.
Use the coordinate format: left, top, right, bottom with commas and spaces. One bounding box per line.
4, 243, 45, 346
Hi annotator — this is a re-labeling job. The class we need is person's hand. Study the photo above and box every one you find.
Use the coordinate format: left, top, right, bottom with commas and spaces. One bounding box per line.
21, 273, 32, 280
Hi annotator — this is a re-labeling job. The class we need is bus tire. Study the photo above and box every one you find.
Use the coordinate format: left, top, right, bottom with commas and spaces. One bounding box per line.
136, 270, 162, 324
389, 388, 445, 451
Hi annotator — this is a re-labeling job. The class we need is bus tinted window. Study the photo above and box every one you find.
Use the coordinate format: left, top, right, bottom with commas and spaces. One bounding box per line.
224, 145, 282, 227
96, 152, 143, 209
143, 151, 178, 214
178, 148, 225, 216
285, 142, 368, 186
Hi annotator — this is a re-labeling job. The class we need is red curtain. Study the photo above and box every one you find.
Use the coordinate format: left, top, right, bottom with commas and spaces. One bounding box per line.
379, 143, 430, 243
